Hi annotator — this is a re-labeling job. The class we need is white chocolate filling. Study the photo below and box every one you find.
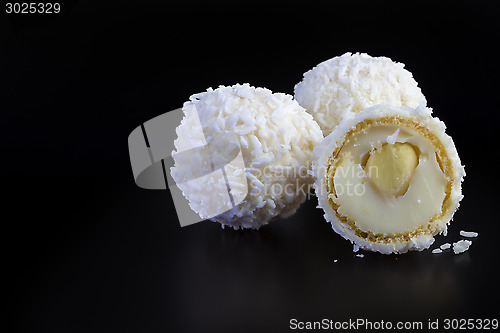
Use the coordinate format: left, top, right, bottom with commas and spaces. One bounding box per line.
331, 125, 446, 235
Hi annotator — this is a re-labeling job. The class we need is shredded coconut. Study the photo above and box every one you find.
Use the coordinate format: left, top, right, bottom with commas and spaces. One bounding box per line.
440, 243, 451, 250
171, 84, 323, 229
356, 254, 364, 258
453, 240, 472, 254
386, 128, 400, 145
352, 243, 360, 253
294, 52, 426, 136
460, 230, 478, 238
432, 248, 443, 254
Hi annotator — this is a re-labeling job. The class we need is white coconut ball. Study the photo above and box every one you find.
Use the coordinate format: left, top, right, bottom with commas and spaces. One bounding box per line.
294, 52, 427, 136
171, 84, 323, 229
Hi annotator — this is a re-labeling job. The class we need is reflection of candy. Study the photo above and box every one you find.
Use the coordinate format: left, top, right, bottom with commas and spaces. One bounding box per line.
294, 53, 426, 136
171, 84, 323, 229
311, 104, 465, 254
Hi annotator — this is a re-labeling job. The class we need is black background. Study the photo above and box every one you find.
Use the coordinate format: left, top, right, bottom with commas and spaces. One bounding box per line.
2, 1, 499, 332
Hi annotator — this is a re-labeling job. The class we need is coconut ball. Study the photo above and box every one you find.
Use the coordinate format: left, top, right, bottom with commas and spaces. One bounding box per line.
171, 84, 323, 229
294, 52, 427, 136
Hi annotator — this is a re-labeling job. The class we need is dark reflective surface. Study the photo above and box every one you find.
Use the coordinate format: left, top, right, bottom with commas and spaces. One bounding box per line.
2, 1, 499, 332
19, 186, 499, 332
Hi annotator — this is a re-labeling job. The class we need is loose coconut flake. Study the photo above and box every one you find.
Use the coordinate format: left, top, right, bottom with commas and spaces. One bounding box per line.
460, 230, 478, 238
453, 240, 472, 254
440, 243, 451, 250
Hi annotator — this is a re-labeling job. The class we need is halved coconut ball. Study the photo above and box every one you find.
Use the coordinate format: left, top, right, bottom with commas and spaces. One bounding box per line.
311, 104, 465, 254
294, 52, 426, 136
171, 84, 323, 229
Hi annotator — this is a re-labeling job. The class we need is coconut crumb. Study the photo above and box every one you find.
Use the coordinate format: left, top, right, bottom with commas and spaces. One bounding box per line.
353, 243, 360, 253
440, 243, 451, 250
432, 248, 443, 254
356, 254, 364, 258
453, 240, 472, 254
386, 128, 400, 145
333, 259, 338, 263
459, 230, 478, 238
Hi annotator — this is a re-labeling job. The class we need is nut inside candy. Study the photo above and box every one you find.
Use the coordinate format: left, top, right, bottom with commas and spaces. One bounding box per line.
326, 118, 450, 237
365, 142, 419, 197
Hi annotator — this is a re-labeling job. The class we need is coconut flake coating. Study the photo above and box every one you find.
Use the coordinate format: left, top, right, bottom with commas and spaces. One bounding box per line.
311, 104, 465, 254
171, 84, 323, 229
294, 52, 426, 136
